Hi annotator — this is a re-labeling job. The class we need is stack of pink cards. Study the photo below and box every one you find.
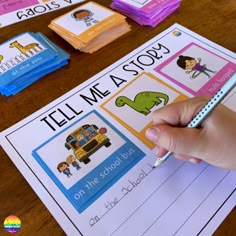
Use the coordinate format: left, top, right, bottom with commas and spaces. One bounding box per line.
111, 0, 181, 27
49, 1, 131, 53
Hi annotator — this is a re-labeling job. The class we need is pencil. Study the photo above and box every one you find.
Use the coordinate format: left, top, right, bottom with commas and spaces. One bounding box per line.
153, 72, 236, 168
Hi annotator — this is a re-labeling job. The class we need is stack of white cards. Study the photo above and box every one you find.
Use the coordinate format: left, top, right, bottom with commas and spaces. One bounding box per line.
49, 1, 131, 53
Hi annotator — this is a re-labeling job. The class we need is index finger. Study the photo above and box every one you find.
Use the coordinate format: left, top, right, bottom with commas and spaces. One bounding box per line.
151, 96, 209, 127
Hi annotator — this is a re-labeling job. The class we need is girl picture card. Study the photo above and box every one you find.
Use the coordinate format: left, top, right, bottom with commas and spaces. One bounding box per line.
1, 24, 235, 236
0, 0, 85, 28
48, 1, 131, 53
155, 42, 236, 96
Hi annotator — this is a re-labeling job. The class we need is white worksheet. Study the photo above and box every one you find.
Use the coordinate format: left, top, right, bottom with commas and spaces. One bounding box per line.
1, 24, 235, 236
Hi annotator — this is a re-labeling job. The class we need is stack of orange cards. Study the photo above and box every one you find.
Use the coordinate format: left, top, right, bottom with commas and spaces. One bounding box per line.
49, 1, 131, 53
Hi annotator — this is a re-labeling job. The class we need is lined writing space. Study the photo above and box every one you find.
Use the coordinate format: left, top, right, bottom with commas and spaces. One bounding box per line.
109, 161, 232, 236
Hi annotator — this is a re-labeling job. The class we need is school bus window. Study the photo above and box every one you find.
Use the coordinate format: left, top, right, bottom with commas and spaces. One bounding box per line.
65, 124, 111, 164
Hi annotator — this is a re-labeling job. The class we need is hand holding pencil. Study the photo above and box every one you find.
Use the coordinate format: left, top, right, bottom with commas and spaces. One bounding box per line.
146, 73, 236, 170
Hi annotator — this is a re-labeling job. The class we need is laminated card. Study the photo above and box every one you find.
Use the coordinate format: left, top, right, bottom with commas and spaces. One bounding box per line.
49, 1, 131, 53
0, 0, 85, 28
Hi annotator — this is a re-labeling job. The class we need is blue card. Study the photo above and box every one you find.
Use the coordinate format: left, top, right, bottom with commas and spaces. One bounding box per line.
0, 32, 70, 96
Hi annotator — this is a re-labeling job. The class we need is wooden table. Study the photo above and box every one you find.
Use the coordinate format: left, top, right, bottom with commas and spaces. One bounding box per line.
0, 0, 235, 235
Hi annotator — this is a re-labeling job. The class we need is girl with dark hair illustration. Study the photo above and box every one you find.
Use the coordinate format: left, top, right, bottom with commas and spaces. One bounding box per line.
177, 55, 216, 79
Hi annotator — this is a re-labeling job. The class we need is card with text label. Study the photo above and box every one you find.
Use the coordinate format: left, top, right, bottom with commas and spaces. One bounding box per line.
0, 32, 69, 96
101, 72, 188, 148
49, 1, 131, 53
155, 42, 236, 96
32, 110, 145, 212
0, 0, 85, 28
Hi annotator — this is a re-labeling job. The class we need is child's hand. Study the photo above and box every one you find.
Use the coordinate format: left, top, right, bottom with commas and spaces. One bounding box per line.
145, 97, 236, 170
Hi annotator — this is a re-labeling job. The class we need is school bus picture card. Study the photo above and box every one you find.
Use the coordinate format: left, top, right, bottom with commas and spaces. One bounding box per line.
32, 110, 145, 213
101, 72, 188, 149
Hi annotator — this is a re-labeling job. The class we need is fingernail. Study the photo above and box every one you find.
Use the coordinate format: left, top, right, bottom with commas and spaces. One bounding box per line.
189, 158, 198, 164
146, 128, 159, 143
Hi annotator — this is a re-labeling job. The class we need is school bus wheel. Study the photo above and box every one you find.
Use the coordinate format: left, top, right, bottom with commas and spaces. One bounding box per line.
104, 140, 111, 147
65, 143, 71, 150
83, 157, 91, 164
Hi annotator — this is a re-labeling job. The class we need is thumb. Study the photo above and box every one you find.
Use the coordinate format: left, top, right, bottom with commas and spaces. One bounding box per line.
146, 124, 206, 159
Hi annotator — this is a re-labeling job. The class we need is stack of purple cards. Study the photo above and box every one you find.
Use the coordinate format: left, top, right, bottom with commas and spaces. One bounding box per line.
111, 0, 181, 27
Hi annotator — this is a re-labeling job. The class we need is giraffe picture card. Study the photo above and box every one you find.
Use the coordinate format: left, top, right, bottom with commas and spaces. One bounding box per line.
0, 32, 69, 96
111, 0, 181, 27
48, 1, 131, 53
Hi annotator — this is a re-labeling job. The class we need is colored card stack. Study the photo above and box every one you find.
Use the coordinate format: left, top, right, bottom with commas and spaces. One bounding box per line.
48, 1, 131, 53
0, 32, 70, 96
111, 0, 181, 27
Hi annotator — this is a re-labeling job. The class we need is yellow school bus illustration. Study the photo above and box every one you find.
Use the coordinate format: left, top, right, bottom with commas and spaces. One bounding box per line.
65, 124, 111, 164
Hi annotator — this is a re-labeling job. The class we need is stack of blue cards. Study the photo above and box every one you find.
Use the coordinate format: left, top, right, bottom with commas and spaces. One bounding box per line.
111, 0, 181, 27
0, 32, 70, 96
